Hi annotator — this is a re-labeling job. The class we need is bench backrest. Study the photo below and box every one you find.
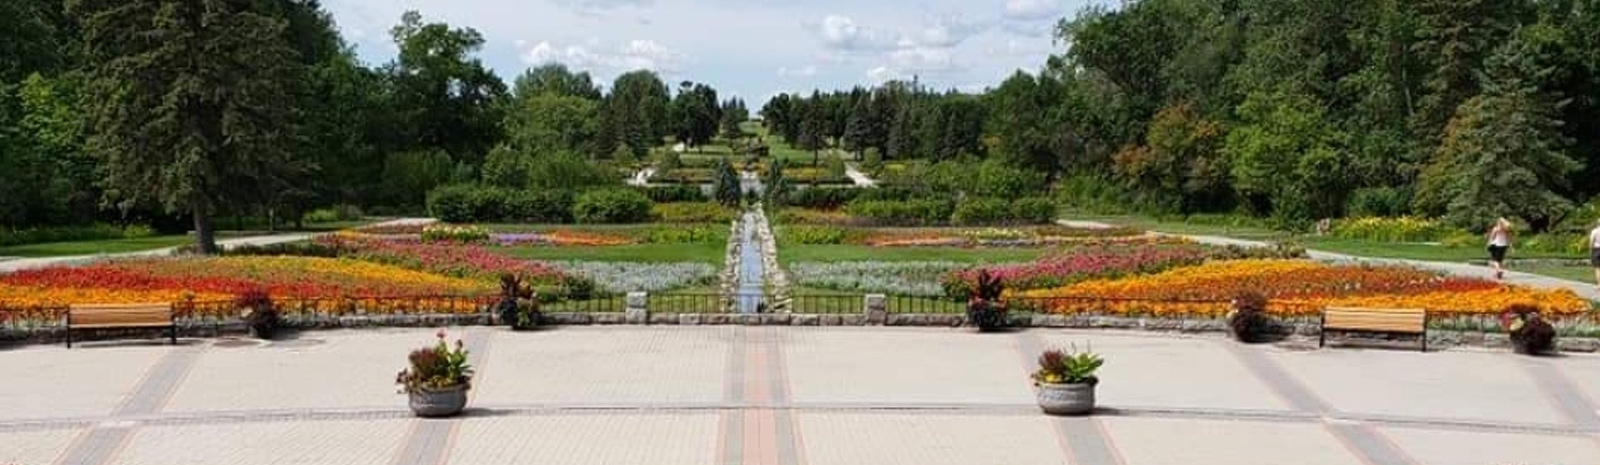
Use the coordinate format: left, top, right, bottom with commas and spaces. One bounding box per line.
69, 303, 174, 326
1323, 307, 1426, 333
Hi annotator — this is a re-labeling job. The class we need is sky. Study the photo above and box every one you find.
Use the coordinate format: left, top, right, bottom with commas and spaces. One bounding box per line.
321, 0, 1106, 102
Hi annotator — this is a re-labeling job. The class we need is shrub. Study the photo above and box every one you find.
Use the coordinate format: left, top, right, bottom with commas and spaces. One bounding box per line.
853, 187, 916, 202
526, 151, 619, 190
952, 197, 1012, 225
503, 189, 575, 223
1331, 217, 1456, 243
1518, 233, 1589, 256
1012, 198, 1056, 224
1227, 292, 1275, 343
234, 288, 279, 339
778, 226, 848, 245
640, 225, 729, 244
427, 184, 494, 223
861, 148, 883, 174
572, 188, 653, 223
823, 153, 847, 179
658, 151, 682, 171
788, 187, 862, 209
221, 242, 343, 258
845, 199, 954, 226
652, 202, 735, 223
301, 208, 342, 224
636, 185, 706, 203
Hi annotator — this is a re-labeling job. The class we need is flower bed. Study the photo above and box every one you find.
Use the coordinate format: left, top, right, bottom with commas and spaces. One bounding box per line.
0, 256, 495, 317
942, 244, 1214, 298
1019, 260, 1590, 316
544, 261, 717, 293
790, 261, 969, 296
314, 235, 569, 285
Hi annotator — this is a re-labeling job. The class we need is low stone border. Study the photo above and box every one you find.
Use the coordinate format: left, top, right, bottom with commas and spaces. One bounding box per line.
6, 310, 1596, 353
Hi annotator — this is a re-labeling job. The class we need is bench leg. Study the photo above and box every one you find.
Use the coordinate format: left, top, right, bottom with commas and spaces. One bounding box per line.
66, 327, 72, 349
1420, 333, 1427, 352
170, 325, 177, 345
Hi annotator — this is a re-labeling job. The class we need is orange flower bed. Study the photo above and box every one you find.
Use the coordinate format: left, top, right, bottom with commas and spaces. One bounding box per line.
1020, 260, 1590, 316
543, 230, 634, 246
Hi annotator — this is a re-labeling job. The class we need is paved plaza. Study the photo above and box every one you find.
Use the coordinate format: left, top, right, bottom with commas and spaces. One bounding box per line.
2, 326, 1599, 465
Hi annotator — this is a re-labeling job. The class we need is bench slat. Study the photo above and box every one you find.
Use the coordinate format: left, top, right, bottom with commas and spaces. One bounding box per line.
70, 323, 175, 329
69, 303, 173, 328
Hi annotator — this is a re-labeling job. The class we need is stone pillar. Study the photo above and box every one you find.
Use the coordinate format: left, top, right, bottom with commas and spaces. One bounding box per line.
625, 292, 649, 324
864, 294, 887, 325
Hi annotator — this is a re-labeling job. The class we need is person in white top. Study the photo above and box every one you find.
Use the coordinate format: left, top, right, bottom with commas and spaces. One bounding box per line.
1485, 217, 1513, 280
1589, 219, 1600, 289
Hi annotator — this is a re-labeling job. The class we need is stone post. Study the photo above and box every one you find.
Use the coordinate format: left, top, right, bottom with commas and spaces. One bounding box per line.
864, 294, 887, 325
626, 292, 649, 324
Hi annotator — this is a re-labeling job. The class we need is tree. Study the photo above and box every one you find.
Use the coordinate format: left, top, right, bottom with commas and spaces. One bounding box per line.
505, 93, 598, 155
1414, 35, 1581, 231
670, 81, 720, 149
607, 70, 671, 157
1223, 91, 1347, 221
712, 158, 741, 207
842, 97, 871, 156
797, 93, 826, 163
762, 160, 791, 205
1112, 101, 1228, 213
385, 11, 507, 165
719, 98, 748, 142
74, 0, 301, 253
513, 64, 601, 100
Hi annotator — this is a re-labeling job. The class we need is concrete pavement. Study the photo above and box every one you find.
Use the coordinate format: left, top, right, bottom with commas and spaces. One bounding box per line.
0, 218, 436, 273
2, 326, 1597, 465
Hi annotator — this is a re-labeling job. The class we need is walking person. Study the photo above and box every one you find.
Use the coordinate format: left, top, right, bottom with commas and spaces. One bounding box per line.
1589, 219, 1600, 290
1486, 217, 1514, 280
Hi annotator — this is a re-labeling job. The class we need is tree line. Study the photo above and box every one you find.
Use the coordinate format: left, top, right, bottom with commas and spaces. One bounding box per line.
0, 0, 738, 251
760, 0, 1600, 232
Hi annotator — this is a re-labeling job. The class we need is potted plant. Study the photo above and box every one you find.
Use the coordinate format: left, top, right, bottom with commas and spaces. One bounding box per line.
1501, 304, 1556, 355
966, 269, 1008, 331
1031, 345, 1103, 415
496, 274, 541, 330
1226, 291, 1276, 343
235, 288, 279, 339
396, 330, 474, 417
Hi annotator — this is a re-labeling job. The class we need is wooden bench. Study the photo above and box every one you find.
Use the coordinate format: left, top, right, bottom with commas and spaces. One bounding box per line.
1320, 307, 1428, 351
67, 303, 176, 348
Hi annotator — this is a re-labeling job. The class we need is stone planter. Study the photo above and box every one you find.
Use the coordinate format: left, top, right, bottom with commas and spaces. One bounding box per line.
408, 384, 469, 417
1036, 382, 1096, 415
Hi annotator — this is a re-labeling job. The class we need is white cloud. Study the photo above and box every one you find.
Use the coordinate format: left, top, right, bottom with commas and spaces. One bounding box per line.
866, 66, 904, 83
1004, 0, 1063, 20
889, 47, 957, 73
552, 0, 653, 15
815, 15, 899, 51
916, 16, 989, 48
520, 39, 686, 77
778, 65, 818, 77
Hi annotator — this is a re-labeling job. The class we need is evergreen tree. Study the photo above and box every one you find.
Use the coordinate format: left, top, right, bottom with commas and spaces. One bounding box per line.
762, 160, 790, 205
1414, 36, 1581, 231
74, 0, 301, 253
712, 158, 742, 207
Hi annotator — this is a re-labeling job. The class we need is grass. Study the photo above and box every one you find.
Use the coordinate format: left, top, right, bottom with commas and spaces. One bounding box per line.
499, 243, 724, 264
1297, 237, 1584, 262
0, 235, 204, 257
779, 244, 1050, 265
1064, 212, 1280, 240
1515, 263, 1597, 283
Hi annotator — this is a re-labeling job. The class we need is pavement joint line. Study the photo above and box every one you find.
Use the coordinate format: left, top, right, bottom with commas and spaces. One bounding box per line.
766, 327, 802, 465
1055, 417, 1126, 465
391, 328, 493, 465
51, 343, 206, 465
6, 403, 1598, 436
1324, 422, 1421, 465
1520, 358, 1600, 429
720, 326, 746, 465
1218, 340, 1332, 413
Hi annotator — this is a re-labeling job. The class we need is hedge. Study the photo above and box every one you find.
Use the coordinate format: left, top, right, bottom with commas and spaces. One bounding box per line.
426, 184, 574, 223
573, 188, 653, 223
636, 185, 707, 203
844, 199, 955, 226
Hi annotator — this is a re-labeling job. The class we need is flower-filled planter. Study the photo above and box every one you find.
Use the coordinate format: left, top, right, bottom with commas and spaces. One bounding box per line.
235, 288, 280, 340
966, 269, 1008, 332
1031, 345, 1103, 415
397, 330, 475, 417
495, 274, 541, 330
1226, 291, 1276, 343
1501, 304, 1556, 355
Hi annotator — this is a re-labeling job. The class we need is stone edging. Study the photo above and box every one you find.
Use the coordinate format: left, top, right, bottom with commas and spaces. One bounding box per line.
6, 311, 1596, 353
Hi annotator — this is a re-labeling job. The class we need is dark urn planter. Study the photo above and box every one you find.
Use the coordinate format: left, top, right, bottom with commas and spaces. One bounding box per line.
248, 323, 277, 340
497, 298, 540, 330
967, 304, 1008, 332
408, 384, 469, 417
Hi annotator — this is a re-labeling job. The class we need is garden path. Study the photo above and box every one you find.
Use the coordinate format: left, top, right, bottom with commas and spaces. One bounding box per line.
0, 217, 436, 273
1057, 219, 1600, 302
4, 326, 1598, 465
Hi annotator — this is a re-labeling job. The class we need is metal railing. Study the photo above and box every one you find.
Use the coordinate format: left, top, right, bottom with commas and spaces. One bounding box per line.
649, 292, 733, 314
783, 294, 861, 314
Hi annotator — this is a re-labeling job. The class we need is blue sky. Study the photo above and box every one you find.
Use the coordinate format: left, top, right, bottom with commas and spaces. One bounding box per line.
322, 0, 1104, 101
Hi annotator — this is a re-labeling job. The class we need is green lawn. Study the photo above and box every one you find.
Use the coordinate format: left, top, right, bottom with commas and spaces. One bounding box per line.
1515, 263, 1597, 283
0, 235, 203, 257
779, 244, 1049, 264
1297, 237, 1583, 262
499, 243, 724, 264
1064, 212, 1281, 240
